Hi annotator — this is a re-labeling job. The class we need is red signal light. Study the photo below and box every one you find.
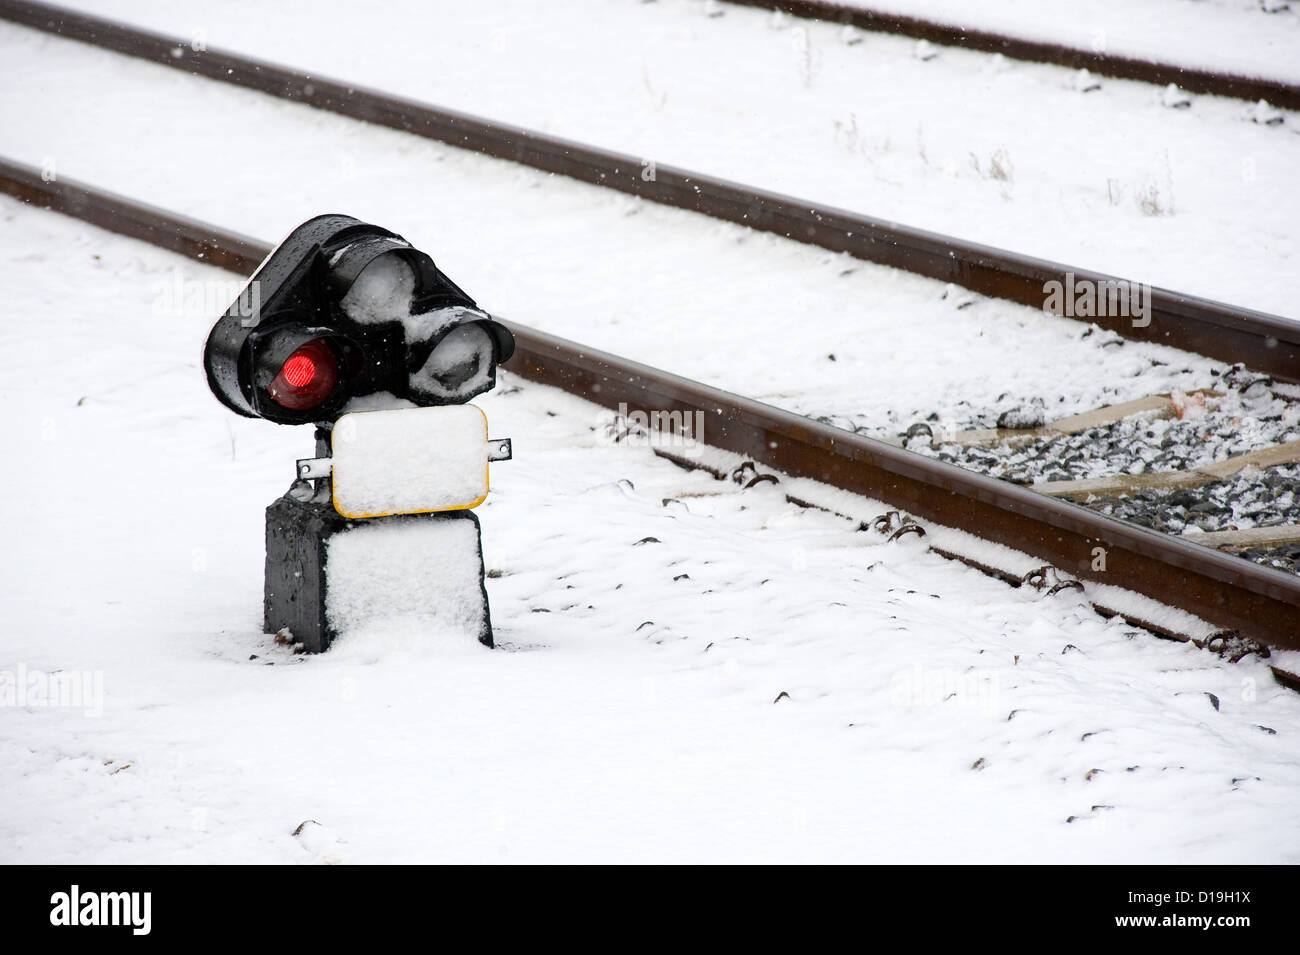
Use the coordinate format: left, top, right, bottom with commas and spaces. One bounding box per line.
268, 338, 338, 410
282, 353, 317, 388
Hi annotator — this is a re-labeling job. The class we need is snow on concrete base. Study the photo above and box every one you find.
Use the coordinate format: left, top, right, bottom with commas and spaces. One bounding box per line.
325, 514, 489, 656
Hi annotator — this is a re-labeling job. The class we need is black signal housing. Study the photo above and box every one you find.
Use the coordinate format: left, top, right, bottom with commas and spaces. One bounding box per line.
203, 214, 514, 425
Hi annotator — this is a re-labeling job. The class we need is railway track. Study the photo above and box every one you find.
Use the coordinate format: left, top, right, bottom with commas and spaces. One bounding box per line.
3, 0, 1299, 385
4, 158, 1299, 677
721, 0, 1300, 111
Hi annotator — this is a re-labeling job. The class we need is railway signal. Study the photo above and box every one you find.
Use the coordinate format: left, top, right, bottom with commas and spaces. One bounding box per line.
204, 213, 513, 424
203, 215, 515, 652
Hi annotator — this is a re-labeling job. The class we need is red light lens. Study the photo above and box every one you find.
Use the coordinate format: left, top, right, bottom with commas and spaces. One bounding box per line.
282, 353, 317, 388
268, 339, 338, 410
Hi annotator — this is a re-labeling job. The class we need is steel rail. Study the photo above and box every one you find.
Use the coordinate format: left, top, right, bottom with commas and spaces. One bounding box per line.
4, 157, 1298, 654
2, 0, 1298, 383
723, 0, 1300, 111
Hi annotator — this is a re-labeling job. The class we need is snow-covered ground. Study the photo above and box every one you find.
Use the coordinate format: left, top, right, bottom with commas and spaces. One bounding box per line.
0, 20, 1269, 448
4, 200, 1300, 863
819, 0, 1300, 82
15, 1, 1300, 318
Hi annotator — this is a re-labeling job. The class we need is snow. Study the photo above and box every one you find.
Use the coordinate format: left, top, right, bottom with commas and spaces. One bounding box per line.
324, 514, 487, 648
17, 0, 1299, 317
330, 405, 490, 517
0, 22, 1273, 447
1084, 581, 1224, 642
341, 391, 418, 414
339, 252, 414, 325
1161, 83, 1193, 110
4, 200, 1300, 862
1252, 97, 1287, 125
407, 321, 495, 402
402, 306, 478, 347
821, 0, 1300, 83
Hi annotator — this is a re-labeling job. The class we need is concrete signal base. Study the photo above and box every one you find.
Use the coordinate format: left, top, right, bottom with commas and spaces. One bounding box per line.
263, 493, 494, 652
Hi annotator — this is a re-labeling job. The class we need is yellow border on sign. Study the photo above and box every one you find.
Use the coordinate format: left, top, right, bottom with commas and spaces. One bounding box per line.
332, 405, 491, 519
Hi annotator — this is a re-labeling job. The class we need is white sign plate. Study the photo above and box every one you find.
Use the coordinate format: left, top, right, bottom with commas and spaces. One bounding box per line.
330, 405, 492, 519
